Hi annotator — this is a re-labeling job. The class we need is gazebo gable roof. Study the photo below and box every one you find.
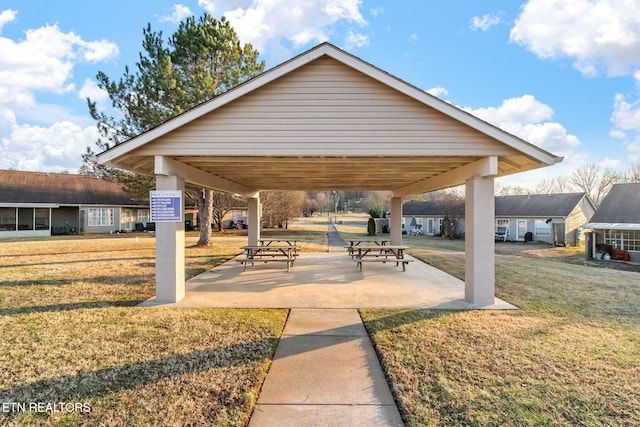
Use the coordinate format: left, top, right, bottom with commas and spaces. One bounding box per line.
97, 43, 562, 196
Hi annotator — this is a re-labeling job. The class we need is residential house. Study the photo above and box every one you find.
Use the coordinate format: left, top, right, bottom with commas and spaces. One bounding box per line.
402, 192, 596, 246
0, 170, 149, 238
402, 200, 460, 236
582, 183, 640, 262
494, 193, 596, 245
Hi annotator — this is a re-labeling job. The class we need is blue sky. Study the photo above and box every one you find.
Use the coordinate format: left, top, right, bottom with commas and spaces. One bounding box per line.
1, 0, 640, 189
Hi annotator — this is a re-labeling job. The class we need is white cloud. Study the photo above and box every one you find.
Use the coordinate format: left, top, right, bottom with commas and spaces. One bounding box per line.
599, 157, 623, 169
427, 87, 448, 98
345, 30, 369, 49
0, 9, 17, 32
78, 79, 109, 104
470, 14, 501, 32
463, 94, 581, 160
370, 6, 384, 17
199, 0, 368, 54
611, 92, 640, 160
510, 0, 640, 77
408, 33, 418, 42
79, 39, 120, 63
611, 93, 640, 131
466, 94, 553, 125
159, 4, 193, 23
0, 17, 119, 172
0, 23, 119, 112
0, 109, 100, 172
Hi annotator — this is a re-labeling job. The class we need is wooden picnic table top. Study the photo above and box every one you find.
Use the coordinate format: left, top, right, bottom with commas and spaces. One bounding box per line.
242, 245, 298, 250
347, 239, 389, 245
352, 245, 409, 250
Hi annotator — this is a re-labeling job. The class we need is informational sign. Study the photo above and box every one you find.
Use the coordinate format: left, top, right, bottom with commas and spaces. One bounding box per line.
150, 190, 182, 222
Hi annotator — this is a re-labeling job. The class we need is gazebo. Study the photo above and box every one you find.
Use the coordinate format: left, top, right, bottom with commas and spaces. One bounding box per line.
97, 43, 562, 305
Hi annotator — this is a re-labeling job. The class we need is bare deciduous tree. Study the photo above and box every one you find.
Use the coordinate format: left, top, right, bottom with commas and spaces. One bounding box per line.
626, 163, 640, 183
429, 188, 465, 239
570, 164, 621, 205
261, 191, 306, 228
534, 176, 572, 194
364, 191, 391, 217
495, 183, 529, 196
211, 192, 238, 232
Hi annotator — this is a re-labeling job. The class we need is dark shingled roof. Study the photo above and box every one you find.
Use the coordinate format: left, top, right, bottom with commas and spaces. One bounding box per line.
589, 183, 640, 224
403, 193, 588, 217
402, 201, 450, 216
494, 193, 586, 217
0, 170, 140, 206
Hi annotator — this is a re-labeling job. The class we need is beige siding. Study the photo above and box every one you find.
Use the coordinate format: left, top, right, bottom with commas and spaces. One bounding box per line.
566, 198, 596, 246
136, 57, 518, 157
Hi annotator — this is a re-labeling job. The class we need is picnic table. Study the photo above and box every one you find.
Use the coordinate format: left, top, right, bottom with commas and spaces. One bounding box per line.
240, 245, 298, 272
259, 239, 299, 255
351, 245, 413, 272
345, 239, 389, 257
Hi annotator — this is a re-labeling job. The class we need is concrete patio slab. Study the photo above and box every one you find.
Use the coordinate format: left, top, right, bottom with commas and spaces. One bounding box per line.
248, 309, 403, 427
140, 251, 517, 310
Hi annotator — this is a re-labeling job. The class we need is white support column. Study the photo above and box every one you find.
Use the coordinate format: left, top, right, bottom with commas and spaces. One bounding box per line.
155, 175, 185, 303
248, 194, 260, 246
390, 196, 403, 246
465, 175, 495, 305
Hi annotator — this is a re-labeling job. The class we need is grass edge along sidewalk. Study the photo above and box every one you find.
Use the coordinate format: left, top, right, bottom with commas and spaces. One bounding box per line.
0, 236, 288, 426
360, 239, 640, 427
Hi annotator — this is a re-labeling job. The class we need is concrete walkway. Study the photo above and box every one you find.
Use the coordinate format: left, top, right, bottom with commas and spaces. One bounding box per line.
248, 308, 403, 426
326, 221, 346, 252
249, 227, 404, 425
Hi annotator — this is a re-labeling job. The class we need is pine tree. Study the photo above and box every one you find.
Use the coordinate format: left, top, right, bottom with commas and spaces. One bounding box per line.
85, 14, 264, 245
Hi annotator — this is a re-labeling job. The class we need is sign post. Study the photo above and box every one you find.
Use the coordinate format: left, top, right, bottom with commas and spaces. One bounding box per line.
150, 190, 182, 222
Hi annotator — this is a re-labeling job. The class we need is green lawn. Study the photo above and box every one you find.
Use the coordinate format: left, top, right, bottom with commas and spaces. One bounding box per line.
2, 222, 639, 426
0, 235, 287, 426
360, 237, 640, 426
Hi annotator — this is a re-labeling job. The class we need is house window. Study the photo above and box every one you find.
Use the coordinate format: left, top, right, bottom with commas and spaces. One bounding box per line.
233, 210, 245, 222
605, 230, 640, 251
137, 209, 150, 225
535, 219, 551, 236
88, 208, 114, 226
35, 208, 49, 230
121, 208, 135, 231
495, 219, 509, 235
427, 218, 443, 235
0, 207, 16, 231
18, 208, 34, 230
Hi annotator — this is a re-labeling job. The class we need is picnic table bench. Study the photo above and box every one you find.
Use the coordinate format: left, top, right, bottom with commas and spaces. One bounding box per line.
239, 245, 298, 272
351, 245, 413, 272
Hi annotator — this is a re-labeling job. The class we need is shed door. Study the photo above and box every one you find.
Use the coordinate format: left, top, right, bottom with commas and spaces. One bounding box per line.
517, 220, 528, 240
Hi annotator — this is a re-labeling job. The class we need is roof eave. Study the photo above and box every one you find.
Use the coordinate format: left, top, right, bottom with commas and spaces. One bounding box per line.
582, 222, 640, 230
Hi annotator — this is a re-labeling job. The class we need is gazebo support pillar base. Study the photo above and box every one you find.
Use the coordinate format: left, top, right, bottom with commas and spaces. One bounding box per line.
465, 175, 495, 305
155, 174, 185, 303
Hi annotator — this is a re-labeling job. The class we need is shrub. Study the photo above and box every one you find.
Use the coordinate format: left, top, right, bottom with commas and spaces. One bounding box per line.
367, 217, 376, 236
